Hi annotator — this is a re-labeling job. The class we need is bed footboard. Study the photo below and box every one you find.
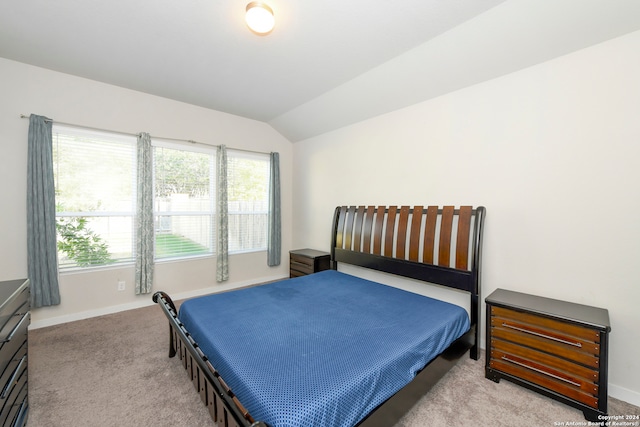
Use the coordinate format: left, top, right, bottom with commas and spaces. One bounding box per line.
152, 291, 269, 427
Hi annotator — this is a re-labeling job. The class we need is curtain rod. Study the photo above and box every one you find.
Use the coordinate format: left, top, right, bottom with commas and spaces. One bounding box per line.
19, 114, 272, 156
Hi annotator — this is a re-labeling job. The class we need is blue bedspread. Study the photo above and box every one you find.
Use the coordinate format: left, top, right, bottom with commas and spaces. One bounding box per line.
179, 270, 469, 427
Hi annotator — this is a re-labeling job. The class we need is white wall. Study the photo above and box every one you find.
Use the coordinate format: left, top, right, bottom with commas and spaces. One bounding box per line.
292, 30, 640, 405
0, 58, 292, 327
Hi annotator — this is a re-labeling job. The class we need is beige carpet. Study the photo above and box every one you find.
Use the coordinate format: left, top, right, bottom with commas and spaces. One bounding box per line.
28, 303, 639, 427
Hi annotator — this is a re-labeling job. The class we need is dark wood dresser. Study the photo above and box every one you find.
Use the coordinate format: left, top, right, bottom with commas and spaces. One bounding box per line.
0, 279, 30, 427
289, 249, 330, 278
485, 288, 610, 422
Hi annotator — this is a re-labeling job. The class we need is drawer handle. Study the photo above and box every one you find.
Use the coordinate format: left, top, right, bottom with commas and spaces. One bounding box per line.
1, 311, 30, 343
502, 322, 582, 348
501, 356, 581, 387
1, 354, 26, 399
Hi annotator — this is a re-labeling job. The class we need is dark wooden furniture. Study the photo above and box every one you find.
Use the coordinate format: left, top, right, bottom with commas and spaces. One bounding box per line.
154, 205, 485, 427
0, 279, 30, 427
485, 288, 610, 422
289, 248, 330, 277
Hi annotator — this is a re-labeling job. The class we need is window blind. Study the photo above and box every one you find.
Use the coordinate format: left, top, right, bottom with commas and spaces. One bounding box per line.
227, 150, 270, 253
53, 125, 137, 269
152, 140, 216, 260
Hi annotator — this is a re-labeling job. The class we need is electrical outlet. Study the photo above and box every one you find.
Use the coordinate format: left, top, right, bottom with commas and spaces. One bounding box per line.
117, 280, 126, 291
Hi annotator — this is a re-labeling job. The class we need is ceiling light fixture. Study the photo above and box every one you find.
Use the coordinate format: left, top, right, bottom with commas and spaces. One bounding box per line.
245, 2, 274, 35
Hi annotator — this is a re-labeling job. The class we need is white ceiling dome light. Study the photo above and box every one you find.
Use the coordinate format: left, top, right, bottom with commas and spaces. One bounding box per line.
245, 2, 275, 35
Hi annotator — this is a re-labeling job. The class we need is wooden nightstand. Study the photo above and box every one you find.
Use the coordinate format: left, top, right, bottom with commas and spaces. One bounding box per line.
485, 289, 610, 422
289, 249, 330, 278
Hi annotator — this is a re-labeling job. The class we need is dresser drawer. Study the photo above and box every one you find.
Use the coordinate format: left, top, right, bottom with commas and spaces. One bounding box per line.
290, 253, 314, 267
492, 306, 600, 344
0, 325, 27, 372
290, 268, 309, 278
489, 355, 598, 408
490, 339, 598, 383
0, 377, 27, 426
490, 307, 600, 368
0, 287, 28, 338
0, 361, 27, 422
0, 309, 29, 354
0, 343, 27, 397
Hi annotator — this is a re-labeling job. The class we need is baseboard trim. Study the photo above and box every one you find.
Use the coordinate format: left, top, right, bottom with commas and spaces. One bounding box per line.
29, 274, 288, 330
609, 384, 640, 408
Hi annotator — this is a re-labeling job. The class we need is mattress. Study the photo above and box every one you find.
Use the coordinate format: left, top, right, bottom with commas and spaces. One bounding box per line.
179, 270, 470, 427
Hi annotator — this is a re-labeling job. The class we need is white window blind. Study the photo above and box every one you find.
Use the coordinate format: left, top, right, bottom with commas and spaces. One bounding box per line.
227, 150, 270, 253
152, 140, 216, 260
53, 125, 137, 269
53, 124, 272, 270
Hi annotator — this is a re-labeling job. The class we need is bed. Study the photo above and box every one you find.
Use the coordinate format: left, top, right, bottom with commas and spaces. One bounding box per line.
153, 205, 486, 427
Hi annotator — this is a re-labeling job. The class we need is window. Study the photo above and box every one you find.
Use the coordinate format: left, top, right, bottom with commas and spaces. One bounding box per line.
153, 140, 216, 260
53, 126, 137, 269
53, 125, 272, 271
227, 150, 270, 253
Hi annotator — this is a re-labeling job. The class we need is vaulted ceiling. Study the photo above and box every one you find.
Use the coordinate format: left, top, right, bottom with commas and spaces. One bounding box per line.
1, 0, 639, 142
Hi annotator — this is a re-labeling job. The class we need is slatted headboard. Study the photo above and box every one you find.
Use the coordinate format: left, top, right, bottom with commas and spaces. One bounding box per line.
330, 205, 486, 359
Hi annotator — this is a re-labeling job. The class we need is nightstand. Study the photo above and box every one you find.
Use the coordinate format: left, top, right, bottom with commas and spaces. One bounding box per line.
289, 249, 330, 278
485, 288, 610, 422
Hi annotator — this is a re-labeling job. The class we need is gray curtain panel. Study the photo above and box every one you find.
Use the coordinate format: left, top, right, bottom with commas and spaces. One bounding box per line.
216, 145, 229, 282
27, 114, 61, 308
135, 132, 154, 294
267, 152, 281, 266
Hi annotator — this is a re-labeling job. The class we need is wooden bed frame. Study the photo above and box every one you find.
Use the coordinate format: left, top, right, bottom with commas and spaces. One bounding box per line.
153, 205, 485, 427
